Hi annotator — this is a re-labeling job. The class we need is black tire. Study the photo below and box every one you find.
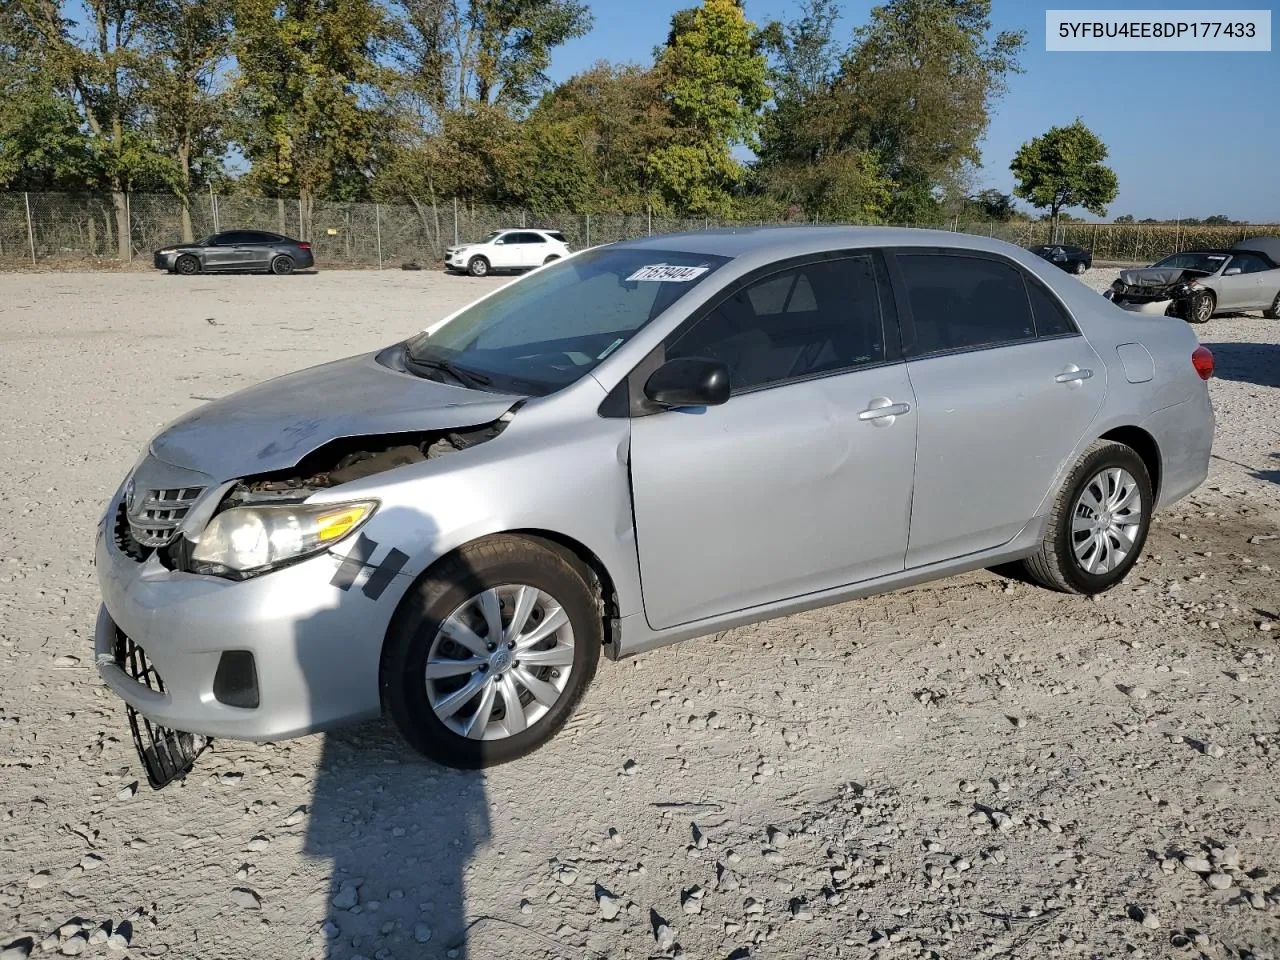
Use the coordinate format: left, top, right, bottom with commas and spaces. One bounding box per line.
381, 535, 601, 768
270, 255, 295, 276
1073, 260, 1087, 274
467, 256, 489, 277
1189, 290, 1214, 324
1016, 440, 1153, 595
543, 255, 560, 266
1264, 290, 1280, 320
175, 255, 200, 276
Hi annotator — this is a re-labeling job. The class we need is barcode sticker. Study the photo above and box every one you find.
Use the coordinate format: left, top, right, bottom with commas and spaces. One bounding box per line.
626, 264, 710, 282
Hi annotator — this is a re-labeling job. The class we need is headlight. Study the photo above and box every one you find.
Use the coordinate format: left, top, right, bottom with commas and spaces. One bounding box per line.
189, 500, 377, 576
158, 248, 176, 255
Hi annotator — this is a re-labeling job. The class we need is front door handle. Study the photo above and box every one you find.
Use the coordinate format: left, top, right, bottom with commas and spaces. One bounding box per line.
859, 398, 911, 424
1055, 365, 1094, 384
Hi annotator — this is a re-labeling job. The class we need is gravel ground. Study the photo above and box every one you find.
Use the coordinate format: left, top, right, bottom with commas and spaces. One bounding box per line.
1, 267, 1278, 960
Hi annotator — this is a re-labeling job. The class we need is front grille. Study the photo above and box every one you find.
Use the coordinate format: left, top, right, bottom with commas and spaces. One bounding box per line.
129, 486, 204, 547
113, 501, 149, 562
112, 628, 209, 789
113, 629, 165, 692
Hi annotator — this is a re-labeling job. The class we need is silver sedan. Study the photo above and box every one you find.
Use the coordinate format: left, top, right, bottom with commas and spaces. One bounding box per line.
95, 227, 1215, 777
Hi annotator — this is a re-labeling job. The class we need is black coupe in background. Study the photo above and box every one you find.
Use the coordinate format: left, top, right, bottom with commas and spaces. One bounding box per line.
153, 230, 315, 275
1027, 244, 1092, 274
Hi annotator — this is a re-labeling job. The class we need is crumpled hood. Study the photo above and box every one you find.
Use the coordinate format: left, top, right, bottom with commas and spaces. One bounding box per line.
149, 349, 522, 480
1117, 267, 1190, 289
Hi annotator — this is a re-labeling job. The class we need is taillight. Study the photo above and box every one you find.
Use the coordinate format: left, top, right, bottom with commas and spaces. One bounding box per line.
298, 242, 312, 251
1192, 345, 1214, 380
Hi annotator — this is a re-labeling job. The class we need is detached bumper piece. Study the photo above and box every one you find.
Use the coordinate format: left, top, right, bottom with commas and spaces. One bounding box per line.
112, 629, 210, 789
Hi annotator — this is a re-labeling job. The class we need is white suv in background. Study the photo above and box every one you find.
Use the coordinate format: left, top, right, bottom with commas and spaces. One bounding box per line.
445, 229, 571, 277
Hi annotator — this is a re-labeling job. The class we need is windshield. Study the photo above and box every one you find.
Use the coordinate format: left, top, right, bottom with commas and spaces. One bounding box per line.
1152, 253, 1228, 273
477, 232, 500, 243
404, 247, 729, 395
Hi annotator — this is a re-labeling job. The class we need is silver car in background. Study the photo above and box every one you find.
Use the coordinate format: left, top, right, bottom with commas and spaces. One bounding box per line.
95, 227, 1215, 777
1106, 237, 1280, 322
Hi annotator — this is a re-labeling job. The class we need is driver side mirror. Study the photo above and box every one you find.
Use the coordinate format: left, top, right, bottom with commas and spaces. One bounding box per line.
644, 357, 730, 409
1223, 266, 1241, 276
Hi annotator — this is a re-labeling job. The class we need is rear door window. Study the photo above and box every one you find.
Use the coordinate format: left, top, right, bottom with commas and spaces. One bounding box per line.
896, 254, 1036, 356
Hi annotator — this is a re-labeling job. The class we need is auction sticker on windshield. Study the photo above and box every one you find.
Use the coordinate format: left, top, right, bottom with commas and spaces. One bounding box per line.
627, 264, 711, 282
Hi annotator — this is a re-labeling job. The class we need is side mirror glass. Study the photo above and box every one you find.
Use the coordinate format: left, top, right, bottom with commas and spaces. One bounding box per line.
644, 357, 730, 409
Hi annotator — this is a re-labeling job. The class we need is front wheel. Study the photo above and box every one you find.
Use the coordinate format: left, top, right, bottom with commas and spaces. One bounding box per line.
270, 255, 295, 275
381, 535, 601, 768
175, 254, 200, 276
1016, 440, 1152, 595
1264, 290, 1280, 320
467, 256, 489, 277
1189, 290, 1214, 324
1073, 260, 1087, 274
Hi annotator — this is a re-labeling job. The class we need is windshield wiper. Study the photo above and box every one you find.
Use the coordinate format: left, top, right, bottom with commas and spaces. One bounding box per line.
403, 352, 493, 389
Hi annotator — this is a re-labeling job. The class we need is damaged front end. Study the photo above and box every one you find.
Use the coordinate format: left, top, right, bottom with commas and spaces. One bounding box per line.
123, 416, 514, 579
1104, 268, 1211, 322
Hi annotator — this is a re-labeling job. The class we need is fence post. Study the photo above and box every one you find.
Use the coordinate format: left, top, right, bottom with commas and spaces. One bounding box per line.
1091, 222, 1098, 254
453, 197, 459, 246
647, 204, 652, 237
375, 203, 383, 269
24, 192, 36, 264
585, 213, 590, 248
1174, 217, 1181, 254
298, 198, 305, 241
125, 192, 132, 261
521, 209, 527, 228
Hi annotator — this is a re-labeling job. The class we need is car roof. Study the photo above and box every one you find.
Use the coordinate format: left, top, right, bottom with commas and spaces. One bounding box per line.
613, 225, 1048, 264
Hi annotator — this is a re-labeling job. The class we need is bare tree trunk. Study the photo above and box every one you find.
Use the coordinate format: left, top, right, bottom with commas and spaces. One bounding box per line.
87, 214, 97, 255
277, 197, 286, 235
178, 141, 194, 242
112, 187, 130, 260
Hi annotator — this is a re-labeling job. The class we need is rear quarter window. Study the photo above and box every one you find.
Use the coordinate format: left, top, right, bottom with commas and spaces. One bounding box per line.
1026, 281, 1077, 337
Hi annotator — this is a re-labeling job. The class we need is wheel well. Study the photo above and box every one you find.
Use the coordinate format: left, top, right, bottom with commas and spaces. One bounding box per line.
511, 529, 621, 658
385, 531, 621, 671
1099, 426, 1161, 500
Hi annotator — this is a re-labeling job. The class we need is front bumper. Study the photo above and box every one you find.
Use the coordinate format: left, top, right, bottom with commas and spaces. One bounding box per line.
94, 495, 400, 741
153, 251, 178, 270
1113, 298, 1173, 316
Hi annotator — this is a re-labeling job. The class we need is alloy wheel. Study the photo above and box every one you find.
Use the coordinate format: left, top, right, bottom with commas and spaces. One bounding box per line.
1070, 467, 1144, 575
425, 584, 575, 740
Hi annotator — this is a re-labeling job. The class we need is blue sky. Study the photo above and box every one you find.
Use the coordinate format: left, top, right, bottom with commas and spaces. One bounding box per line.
546, 0, 1280, 222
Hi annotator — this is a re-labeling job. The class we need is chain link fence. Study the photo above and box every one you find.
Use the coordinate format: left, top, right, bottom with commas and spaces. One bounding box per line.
2, 190, 1277, 268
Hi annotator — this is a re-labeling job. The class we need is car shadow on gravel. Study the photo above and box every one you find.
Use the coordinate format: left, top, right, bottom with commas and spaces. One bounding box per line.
1201, 341, 1280, 389
296, 506, 489, 960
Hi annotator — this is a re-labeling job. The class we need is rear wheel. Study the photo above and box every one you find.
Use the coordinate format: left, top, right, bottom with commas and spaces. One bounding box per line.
175, 255, 199, 276
467, 256, 489, 278
543, 255, 560, 266
382, 535, 601, 768
1016, 440, 1152, 595
270, 255, 295, 275
1264, 290, 1280, 320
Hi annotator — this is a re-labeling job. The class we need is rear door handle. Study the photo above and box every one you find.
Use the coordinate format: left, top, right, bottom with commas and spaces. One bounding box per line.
1055, 365, 1093, 384
859, 399, 911, 423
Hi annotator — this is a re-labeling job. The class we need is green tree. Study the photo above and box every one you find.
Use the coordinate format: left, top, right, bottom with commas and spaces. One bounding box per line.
0, 7, 96, 190
531, 62, 673, 212
389, 0, 592, 118
755, 0, 1022, 222
1113, 214, 1134, 223
141, 0, 233, 240
1010, 119, 1119, 229
647, 0, 769, 214
232, 0, 395, 217
10, 0, 173, 257
842, 0, 1024, 219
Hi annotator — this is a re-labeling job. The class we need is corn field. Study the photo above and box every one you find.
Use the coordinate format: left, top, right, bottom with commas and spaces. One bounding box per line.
2, 191, 1277, 268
